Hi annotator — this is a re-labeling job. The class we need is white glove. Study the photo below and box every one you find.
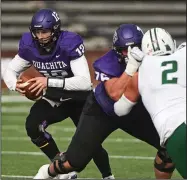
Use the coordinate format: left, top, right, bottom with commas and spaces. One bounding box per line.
125, 46, 145, 76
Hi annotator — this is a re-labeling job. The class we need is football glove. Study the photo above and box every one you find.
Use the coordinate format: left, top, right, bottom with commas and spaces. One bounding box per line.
125, 46, 145, 76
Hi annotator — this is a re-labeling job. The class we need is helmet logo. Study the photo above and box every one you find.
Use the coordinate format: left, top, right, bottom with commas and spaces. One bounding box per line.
34, 25, 42, 28
113, 31, 118, 43
136, 26, 143, 34
165, 44, 171, 51
52, 12, 60, 22
148, 49, 153, 55
54, 24, 59, 30
125, 42, 134, 46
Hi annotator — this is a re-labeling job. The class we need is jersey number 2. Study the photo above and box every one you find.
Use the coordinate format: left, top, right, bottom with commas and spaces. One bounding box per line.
161, 60, 178, 84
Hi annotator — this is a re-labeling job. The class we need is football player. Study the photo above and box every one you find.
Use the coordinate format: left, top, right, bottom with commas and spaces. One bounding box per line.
116, 27, 186, 178
34, 24, 175, 179
3, 8, 114, 179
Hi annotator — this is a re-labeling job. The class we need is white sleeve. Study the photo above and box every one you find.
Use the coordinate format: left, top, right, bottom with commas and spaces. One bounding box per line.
48, 55, 92, 91
114, 95, 137, 116
3, 54, 31, 91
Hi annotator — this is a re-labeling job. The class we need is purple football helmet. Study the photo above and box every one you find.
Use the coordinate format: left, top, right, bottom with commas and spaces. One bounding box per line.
113, 24, 144, 63
29, 8, 61, 52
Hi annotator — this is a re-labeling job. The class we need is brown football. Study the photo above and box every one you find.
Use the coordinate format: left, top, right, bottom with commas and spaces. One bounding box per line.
19, 66, 44, 101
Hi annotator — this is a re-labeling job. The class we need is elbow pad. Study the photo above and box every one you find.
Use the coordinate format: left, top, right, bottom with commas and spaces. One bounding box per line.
114, 95, 137, 116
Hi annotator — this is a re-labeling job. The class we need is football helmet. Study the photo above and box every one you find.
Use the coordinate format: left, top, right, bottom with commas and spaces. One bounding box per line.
141, 27, 176, 56
112, 24, 144, 63
30, 8, 61, 52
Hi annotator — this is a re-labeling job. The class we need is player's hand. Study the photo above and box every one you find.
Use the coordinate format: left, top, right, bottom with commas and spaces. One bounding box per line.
27, 77, 47, 96
125, 46, 145, 76
129, 46, 145, 62
16, 79, 26, 96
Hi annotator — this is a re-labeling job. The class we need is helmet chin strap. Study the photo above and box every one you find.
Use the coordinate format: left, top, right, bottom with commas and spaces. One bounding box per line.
38, 34, 52, 45
36, 38, 57, 55
35, 31, 60, 55
113, 46, 129, 64
117, 53, 128, 64
43, 40, 56, 52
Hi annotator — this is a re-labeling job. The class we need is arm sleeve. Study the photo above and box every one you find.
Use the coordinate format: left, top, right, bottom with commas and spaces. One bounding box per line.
47, 55, 92, 91
114, 94, 137, 116
3, 54, 31, 90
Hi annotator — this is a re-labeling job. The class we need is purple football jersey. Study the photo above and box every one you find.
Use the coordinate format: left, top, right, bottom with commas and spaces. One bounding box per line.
18, 31, 85, 78
93, 50, 126, 116
93, 50, 125, 80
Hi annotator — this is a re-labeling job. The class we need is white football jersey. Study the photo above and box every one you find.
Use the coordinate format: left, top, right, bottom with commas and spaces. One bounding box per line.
138, 47, 186, 146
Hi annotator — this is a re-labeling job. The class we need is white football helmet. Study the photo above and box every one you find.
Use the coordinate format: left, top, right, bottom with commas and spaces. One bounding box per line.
177, 42, 186, 50
141, 27, 176, 56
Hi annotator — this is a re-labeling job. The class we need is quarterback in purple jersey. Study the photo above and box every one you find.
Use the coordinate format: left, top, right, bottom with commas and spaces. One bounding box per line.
34, 24, 175, 179
3, 8, 114, 179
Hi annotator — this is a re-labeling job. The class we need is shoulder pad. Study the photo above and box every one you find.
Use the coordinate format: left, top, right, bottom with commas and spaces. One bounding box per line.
93, 50, 125, 77
59, 31, 84, 60
19, 32, 33, 47
18, 32, 34, 61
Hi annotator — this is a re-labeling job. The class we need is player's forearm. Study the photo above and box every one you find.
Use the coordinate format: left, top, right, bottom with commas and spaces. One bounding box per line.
114, 94, 137, 116
123, 73, 139, 102
105, 72, 131, 101
124, 85, 139, 102
3, 54, 31, 90
47, 54, 92, 91
114, 73, 139, 116
47, 76, 92, 91
105, 46, 143, 101
3, 67, 18, 91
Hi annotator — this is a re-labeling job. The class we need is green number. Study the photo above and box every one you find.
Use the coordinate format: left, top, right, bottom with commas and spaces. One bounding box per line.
161, 60, 178, 84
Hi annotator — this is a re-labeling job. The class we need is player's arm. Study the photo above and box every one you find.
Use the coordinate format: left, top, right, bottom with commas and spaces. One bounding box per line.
47, 34, 91, 91
42, 54, 92, 101
47, 54, 92, 91
28, 54, 92, 98
114, 72, 139, 116
3, 54, 31, 91
113, 47, 144, 116
104, 73, 131, 101
105, 46, 143, 101
123, 72, 139, 102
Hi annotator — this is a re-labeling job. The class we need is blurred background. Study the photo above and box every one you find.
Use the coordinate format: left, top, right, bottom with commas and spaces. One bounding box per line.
1, 1, 186, 179
1, 0, 186, 84
1, 0, 186, 51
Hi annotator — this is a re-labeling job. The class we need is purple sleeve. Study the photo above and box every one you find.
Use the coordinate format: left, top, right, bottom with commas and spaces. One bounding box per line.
94, 70, 112, 82
68, 34, 85, 60
93, 59, 113, 81
93, 52, 125, 79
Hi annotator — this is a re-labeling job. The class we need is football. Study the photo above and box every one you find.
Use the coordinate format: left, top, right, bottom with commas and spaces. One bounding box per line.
18, 67, 44, 101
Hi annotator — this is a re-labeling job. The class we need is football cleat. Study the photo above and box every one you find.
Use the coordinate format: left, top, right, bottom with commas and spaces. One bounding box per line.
103, 174, 115, 179
54, 171, 77, 179
33, 164, 51, 179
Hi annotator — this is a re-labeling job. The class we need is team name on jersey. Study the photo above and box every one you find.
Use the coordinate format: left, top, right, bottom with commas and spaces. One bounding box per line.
33, 60, 67, 70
